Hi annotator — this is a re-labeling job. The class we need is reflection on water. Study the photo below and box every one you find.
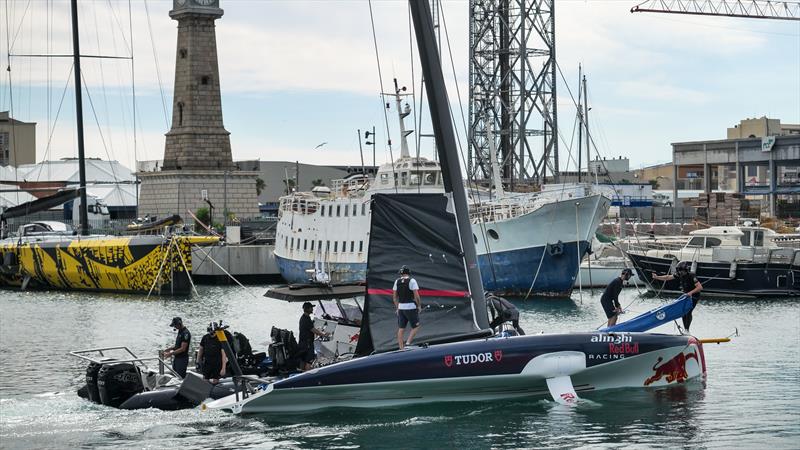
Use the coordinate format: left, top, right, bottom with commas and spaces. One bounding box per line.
1, 286, 798, 449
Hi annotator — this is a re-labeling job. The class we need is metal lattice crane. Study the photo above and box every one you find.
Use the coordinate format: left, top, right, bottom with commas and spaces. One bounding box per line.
631, 0, 800, 20
468, 0, 558, 188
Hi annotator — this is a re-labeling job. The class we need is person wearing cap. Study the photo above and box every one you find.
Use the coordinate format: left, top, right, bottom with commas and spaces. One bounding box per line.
600, 269, 633, 327
653, 261, 703, 333
393, 265, 422, 350
163, 317, 191, 378
298, 302, 329, 371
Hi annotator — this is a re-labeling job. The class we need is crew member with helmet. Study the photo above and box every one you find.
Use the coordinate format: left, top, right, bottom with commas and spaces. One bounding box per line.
652, 261, 703, 333
600, 268, 633, 327
393, 265, 422, 350
163, 317, 191, 378
197, 323, 228, 383
298, 302, 329, 371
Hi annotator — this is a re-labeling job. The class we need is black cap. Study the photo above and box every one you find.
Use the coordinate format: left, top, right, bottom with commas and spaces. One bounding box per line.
399, 265, 411, 275
169, 317, 182, 327
621, 268, 633, 276
302, 301, 314, 310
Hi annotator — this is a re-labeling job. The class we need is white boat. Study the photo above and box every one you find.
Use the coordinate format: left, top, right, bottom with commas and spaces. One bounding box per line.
275, 82, 609, 296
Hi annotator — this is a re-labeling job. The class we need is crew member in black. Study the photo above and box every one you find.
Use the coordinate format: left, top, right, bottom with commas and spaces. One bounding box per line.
197, 323, 228, 383
600, 268, 633, 327
299, 302, 328, 371
488, 295, 525, 335
393, 265, 422, 350
163, 317, 191, 378
653, 261, 703, 333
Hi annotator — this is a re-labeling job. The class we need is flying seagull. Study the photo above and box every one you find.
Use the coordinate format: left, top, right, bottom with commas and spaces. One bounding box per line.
314, 142, 328, 149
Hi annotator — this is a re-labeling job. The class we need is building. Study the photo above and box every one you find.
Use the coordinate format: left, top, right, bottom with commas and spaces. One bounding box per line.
672, 134, 800, 218
726, 116, 800, 139
0, 112, 36, 167
634, 162, 674, 191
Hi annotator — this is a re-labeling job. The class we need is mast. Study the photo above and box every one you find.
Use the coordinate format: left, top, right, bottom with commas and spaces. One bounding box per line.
408, 0, 488, 329
577, 65, 583, 183
70, 0, 89, 236
583, 73, 590, 182
392, 79, 414, 159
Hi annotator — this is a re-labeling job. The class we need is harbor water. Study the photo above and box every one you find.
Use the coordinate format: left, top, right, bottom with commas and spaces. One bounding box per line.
1, 285, 798, 449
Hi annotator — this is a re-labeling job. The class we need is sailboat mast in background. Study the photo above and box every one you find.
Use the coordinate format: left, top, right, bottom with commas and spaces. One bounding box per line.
69, 0, 89, 236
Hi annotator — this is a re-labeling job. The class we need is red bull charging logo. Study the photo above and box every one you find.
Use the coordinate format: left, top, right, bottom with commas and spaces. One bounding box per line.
644, 350, 699, 386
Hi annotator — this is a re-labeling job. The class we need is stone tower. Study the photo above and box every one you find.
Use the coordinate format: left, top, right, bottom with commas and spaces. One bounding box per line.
163, 0, 234, 171
137, 0, 259, 221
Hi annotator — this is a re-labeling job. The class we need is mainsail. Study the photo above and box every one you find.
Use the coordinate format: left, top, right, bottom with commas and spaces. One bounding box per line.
0, 188, 80, 220
355, 194, 492, 355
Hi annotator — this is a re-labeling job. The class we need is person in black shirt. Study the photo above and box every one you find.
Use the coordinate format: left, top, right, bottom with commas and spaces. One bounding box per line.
653, 261, 702, 333
163, 317, 190, 378
601, 268, 633, 327
197, 323, 228, 383
298, 302, 328, 371
488, 295, 525, 335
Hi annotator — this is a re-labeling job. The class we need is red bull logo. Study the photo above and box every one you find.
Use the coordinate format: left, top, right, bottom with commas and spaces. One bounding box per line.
644, 350, 699, 386
608, 342, 639, 354
348, 333, 359, 344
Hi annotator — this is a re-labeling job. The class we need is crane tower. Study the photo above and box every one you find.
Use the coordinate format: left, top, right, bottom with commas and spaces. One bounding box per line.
468, 0, 558, 187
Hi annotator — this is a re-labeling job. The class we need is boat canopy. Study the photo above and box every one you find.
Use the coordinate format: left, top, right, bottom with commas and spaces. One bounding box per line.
263, 283, 365, 302
355, 194, 492, 355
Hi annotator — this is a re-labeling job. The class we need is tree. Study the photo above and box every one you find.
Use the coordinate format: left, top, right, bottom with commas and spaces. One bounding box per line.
649, 178, 660, 190
255, 177, 265, 196
312, 179, 325, 187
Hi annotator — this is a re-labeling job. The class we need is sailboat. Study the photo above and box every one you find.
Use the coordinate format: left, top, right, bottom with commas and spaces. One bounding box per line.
203, 1, 705, 414
0, 0, 216, 296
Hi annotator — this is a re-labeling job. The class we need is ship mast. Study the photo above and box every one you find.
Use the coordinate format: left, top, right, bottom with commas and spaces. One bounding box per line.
70, 0, 89, 236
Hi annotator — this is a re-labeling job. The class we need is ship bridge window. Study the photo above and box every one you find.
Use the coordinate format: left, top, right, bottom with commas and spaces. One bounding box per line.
291, 238, 295, 249
361, 203, 367, 215
334, 241, 338, 252
687, 237, 705, 248
705, 237, 722, 248
410, 173, 421, 186
321, 206, 326, 216
303, 239, 308, 250
329, 205, 333, 216
344, 204, 349, 217
401, 171, 409, 186
488, 229, 499, 240
754, 231, 764, 247
350, 241, 355, 252
353, 204, 357, 216
359, 241, 364, 252
336, 205, 341, 217
380, 173, 389, 185
306, 202, 317, 214
311, 240, 315, 251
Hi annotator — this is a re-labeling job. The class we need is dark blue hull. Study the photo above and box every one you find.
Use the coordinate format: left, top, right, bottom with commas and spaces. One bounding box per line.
276, 240, 590, 297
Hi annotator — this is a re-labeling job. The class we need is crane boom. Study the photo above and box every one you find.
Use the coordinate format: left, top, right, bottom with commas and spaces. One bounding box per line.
631, 0, 800, 20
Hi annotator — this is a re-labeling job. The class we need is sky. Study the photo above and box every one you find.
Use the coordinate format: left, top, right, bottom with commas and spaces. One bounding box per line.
0, 0, 798, 180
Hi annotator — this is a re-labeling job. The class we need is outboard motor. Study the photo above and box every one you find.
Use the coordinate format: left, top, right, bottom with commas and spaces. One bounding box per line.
97, 362, 144, 408
84, 362, 106, 403
269, 327, 299, 375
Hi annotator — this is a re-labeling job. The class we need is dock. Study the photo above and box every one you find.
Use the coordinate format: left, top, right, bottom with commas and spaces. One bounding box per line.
191, 244, 282, 283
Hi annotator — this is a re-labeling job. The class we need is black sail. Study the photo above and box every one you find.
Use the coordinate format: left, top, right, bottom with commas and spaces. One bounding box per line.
355, 194, 492, 355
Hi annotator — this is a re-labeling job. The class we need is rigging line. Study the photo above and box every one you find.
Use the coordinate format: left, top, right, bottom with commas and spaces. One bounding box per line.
6, 0, 30, 54
92, 0, 116, 165
104, 0, 132, 53
143, 0, 169, 128
80, 73, 120, 186
4, 0, 20, 204
367, 0, 397, 193
129, 0, 137, 204
32, 64, 73, 183
407, 5, 420, 160
8, 54, 133, 59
